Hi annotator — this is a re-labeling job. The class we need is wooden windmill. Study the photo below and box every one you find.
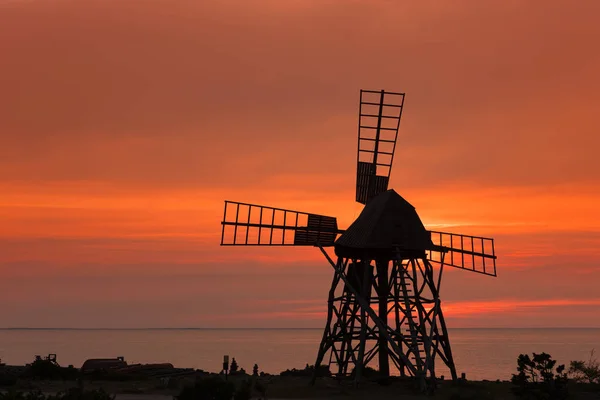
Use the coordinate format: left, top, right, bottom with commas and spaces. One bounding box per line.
220, 89, 497, 390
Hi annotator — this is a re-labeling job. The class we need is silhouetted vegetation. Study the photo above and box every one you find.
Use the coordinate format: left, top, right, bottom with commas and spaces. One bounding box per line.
7, 350, 600, 400
446, 389, 496, 400
232, 379, 252, 400
349, 365, 380, 379
25, 358, 79, 381
176, 376, 235, 400
0, 388, 114, 400
569, 349, 600, 384
511, 352, 569, 399
279, 363, 330, 378
229, 358, 238, 375
254, 379, 268, 399
50, 388, 114, 400
0, 368, 20, 387
175, 376, 255, 400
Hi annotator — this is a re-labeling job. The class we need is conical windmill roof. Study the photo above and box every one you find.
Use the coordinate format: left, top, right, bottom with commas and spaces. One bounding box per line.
334, 189, 435, 258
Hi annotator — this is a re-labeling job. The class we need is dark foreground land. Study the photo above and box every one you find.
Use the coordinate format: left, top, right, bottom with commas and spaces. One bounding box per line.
2, 376, 600, 400
2, 360, 600, 400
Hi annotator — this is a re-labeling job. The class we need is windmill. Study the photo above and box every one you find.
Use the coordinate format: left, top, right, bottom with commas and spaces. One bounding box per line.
220, 89, 497, 389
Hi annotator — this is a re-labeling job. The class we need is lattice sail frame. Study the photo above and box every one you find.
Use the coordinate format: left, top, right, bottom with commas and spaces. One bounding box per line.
221, 200, 340, 246
427, 231, 497, 276
356, 90, 405, 204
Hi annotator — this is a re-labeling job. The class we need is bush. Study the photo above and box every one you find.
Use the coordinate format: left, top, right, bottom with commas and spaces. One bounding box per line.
229, 359, 238, 375
511, 352, 569, 399
254, 380, 268, 399
50, 388, 115, 400
280, 364, 330, 378
446, 390, 496, 400
176, 376, 235, 400
0, 374, 18, 387
0, 390, 26, 400
349, 366, 380, 379
26, 359, 79, 381
0, 389, 114, 400
233, 379, 251, 400
28, 359, 63, 380
569, 349, 600, 384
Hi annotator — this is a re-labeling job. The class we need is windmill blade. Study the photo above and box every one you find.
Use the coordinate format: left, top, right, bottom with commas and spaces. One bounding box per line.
426, 231, 497, 277
356, 89, 405, 204
221, 201, 342, 246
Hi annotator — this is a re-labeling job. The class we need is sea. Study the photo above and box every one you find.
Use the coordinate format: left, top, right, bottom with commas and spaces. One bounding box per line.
1, 328, 599, 381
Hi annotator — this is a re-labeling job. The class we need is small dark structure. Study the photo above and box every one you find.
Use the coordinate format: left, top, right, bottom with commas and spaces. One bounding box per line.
81, 357, 127, 372
220, 89, 498, 391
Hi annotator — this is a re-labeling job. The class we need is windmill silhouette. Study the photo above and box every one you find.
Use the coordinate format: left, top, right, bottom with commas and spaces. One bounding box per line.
220, 89, 497, 389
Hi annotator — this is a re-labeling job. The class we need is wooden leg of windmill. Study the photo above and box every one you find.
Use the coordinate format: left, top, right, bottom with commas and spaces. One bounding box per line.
311, 260, 341, 385
376, 260, 390, 377
337, 287, 354, 377
392, 261, 407, 377
417, 259, 437, 387
353, 260, 371, 387
343, 298, 359, 376
435, 303, 458, 381
338, 258, 358, 377
426, 258, 458, 383
409, 259, 429, 392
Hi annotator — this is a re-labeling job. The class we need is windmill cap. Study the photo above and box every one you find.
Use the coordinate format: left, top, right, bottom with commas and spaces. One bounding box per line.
334, 189, 436, 258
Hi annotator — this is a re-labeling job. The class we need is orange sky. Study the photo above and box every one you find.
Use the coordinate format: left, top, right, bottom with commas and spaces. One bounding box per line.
1, 0, 600, 328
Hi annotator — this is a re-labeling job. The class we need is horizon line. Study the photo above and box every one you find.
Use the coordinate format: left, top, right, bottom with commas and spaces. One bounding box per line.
2, 327, 600, 330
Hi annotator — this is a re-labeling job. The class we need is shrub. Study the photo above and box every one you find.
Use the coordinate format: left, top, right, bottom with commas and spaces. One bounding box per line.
25, 359, 79, 381
446, 390, 496, 400
511, 352, 569, 399
254, 380, 268, 399
279, 364, 330, 378
0, 374, 18, 387
233, 379, 251, 400
28, 358, 63, 380
569, 349, 600, 384
0, 389, 114, 400
176, 376, 235, 400
0, 390, 26, 400
229, 358, 238, 375
350, 366, 380, 379
50, 388, 115, 400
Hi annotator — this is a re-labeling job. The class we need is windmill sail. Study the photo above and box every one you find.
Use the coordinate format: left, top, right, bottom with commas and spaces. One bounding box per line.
221, 201, 341, 246
426, 231, 497, 276
356, 89, 405, 204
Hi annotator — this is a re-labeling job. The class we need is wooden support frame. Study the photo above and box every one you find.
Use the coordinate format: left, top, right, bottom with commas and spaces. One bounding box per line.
312, 246, 457, 392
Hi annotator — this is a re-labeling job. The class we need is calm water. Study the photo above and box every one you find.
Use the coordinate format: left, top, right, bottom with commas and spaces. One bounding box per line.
0, 328, 598, 381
